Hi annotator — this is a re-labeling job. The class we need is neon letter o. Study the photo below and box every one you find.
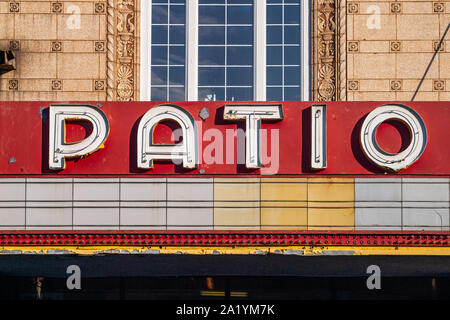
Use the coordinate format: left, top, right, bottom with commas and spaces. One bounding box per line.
360, 104, 427, 172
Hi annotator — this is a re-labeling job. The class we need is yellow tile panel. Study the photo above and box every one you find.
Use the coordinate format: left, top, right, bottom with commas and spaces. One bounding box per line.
214, 208, 260, 229
307, 178, 354, 202
308, 208, 355, 231
261, 180, 307, 202
262, 201, 307, 208
214, 178, 260, 202
261, 208, 307, 228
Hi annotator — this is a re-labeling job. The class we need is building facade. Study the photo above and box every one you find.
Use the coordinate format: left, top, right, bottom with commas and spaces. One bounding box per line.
0, 0, 449, 300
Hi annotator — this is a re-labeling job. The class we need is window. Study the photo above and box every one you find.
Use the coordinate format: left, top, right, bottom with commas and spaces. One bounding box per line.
198, 0, 254, 101
141, 0, 310, 101
149, 0, 186, 101
267, 0, 302, 101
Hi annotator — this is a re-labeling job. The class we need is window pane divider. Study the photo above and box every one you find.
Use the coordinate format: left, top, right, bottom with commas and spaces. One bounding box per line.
186, 0, 199, 101
254, 0, 266, 101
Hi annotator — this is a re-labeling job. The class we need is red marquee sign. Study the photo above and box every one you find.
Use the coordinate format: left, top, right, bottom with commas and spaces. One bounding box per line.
0, 101, 449, 176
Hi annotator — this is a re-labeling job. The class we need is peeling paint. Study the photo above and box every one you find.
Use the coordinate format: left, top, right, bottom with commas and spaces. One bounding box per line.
319, 250, 356, 256
0, 246, 448, 256
0, 250, 22, 255
283, 250, 304, 255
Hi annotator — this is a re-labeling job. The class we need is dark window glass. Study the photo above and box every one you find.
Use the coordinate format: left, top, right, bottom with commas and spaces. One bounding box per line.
199, 26, 225, 44
150, 1, 186, 101
284, 66, 300, 85
198, 87, 225, 101
267, 67, 282, 85
267, 26, 282, 44
151, 67, 168, 85
227, 67, 253, 86
227, 87, 253, 101
266, 0, 302, 101
151, 87, 167, 100
199, 6, 225, 24
267, 87, 282, 100
169, 66, 185, 85
267, 46, 282, 65
169, 87, 185, 100
169, 46, 185, 65
152, 5, 168, 24
227, 6, 253, 24
152, 46, 168, 65
284, 26, 300, 44
169, 5, 185, 24
267, 5, 282, 24
228, 0, 253, 4
199, 47, 225, 65
227, 26, 252, 44
198, 1, 254, 100
169, 26, 185, 44
284, 87, 301, 101
284, 5, 300, 24
152, 26, 168, 44
200, 0, 225, 4
284, 46, 300, 65
227, 46, 252, 65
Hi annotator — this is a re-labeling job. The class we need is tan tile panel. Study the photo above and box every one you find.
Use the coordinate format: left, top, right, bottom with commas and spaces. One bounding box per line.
0, 14, 15, 39
20, 2, 53, 14
439, 53, 450, 78
353, 54, 396, 78
402, 79, 433, 91
0, 79, 52, 91
397, 14, 440, 40
397, 53, 439, 78
62, 79, 96, 91
359, 40, 390, 53
439, 91, 450, 101
352, 91, 397, 100
0, 2, 9, 14
15, 14, 57, 40
55, 91, 101, 100
57, 14, 100, 40
358, 79, 391, 91
4, 91, 57, 100
16, 53, 57, 78
396, 91, 439, 101
58, 53, 100, 79
353, 15, 397, 40
402, 2, 433, 14
402, 41, 435, 53
358, 2, 391, 14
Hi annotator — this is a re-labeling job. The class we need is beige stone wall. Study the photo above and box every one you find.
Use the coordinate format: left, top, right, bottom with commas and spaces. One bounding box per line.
0, 0, 108, 100
346, 0, 450, 101
1, 0, 448, 102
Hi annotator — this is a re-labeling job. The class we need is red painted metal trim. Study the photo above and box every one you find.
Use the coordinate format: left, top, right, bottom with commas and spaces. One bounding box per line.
0, 231, 448, 247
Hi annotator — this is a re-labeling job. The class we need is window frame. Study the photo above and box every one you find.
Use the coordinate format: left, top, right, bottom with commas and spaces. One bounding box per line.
141, 0, 310, 101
